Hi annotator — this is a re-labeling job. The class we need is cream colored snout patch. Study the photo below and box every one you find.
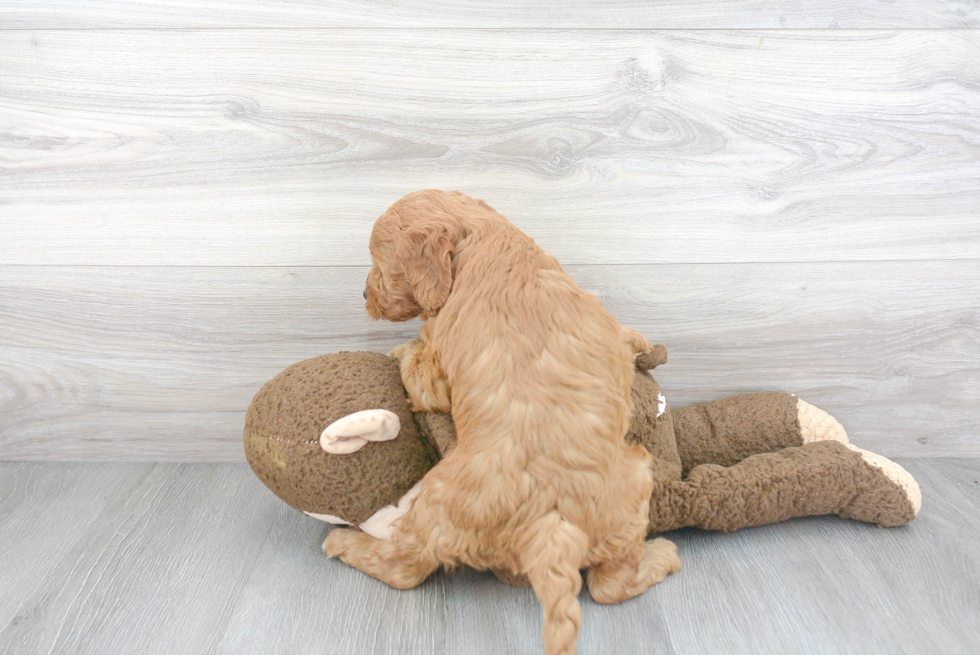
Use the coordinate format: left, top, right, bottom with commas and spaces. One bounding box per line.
304, 480, 424, 540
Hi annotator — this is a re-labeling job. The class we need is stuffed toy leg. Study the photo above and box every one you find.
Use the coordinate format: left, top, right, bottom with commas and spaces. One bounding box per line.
653, 393, 922, 532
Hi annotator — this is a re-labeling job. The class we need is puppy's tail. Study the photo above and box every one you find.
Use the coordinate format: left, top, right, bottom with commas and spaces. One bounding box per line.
521, 512, 589, 655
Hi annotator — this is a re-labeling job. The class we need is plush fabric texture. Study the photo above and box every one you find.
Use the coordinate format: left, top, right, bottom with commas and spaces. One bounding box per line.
671, 392, 802, 476
244, 352, 438, 525
634, 343, 668, 372
415, 411, 458, 459
649, 440, 918, 532
625, 369, 682, 481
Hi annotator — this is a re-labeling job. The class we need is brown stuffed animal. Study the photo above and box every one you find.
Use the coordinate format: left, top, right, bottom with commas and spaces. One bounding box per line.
245, 348, 920, 583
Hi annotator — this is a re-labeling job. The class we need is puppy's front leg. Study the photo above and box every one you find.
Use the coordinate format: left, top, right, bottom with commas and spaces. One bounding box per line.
389, 338, 451, 413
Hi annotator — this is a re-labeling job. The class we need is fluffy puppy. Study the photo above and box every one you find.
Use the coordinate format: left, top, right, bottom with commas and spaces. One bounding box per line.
325, 190, 680, 655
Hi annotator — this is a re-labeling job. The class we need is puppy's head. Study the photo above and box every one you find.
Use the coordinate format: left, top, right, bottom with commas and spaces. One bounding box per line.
365, 190, 465, 321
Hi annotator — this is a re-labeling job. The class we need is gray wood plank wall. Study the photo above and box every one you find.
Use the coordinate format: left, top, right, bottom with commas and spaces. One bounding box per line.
1, 5, 978, 461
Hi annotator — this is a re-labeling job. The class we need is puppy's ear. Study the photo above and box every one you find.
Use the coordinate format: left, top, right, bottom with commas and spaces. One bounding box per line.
397, 221, 455, 316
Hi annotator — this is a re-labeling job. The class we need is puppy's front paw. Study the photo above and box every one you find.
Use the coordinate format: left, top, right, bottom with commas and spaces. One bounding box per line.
406, 382, 452, 414
388, 339, 421, 363
323, 527, 360, 559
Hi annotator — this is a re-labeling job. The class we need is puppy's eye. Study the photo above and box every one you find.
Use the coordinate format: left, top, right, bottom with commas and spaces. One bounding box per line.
363, 289, 368, 300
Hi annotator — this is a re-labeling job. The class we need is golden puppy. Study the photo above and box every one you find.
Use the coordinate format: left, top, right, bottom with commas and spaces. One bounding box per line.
325, 190, 680, 655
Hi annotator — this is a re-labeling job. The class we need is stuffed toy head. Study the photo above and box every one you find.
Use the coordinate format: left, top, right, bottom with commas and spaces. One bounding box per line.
244, 352, 438, 537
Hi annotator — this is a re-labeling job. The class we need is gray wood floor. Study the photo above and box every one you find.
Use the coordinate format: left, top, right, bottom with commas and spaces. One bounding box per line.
2, 459, 978, 654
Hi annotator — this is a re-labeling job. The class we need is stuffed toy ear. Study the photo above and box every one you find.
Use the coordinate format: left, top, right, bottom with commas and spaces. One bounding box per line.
397, 221, 455, 316
636, 344, 668, 371
320, 409, 400, 454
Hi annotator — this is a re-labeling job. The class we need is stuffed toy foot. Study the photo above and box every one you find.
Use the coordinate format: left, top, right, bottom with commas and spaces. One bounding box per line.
837, 444, 922, 525
649, 440, 921, 532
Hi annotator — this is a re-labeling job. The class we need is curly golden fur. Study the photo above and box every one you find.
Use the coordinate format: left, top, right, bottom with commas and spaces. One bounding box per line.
325, 190, 680, 655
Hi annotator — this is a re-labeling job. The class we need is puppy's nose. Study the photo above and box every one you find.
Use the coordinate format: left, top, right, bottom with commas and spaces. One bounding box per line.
363, 289, 368, 300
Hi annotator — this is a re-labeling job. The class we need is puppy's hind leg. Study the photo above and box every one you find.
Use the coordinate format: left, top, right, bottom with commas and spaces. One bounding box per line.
325, 462, 462, 590
587, 443, 679, 604
324, 487, 446, 590
586, 538, 681, 605
324, 526, 440, 590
